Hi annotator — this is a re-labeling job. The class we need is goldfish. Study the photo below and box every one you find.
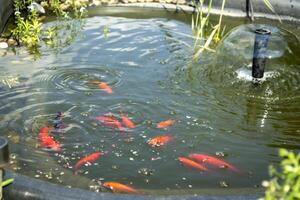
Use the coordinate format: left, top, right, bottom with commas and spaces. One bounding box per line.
120, 112, 135, 129
99, 82, 113, 94
90, 80, 113, 94
38, 126, 61, 151
102, 182, 141, 194
188, 153, 239, 172
147, 135, 174, 147
95, 116, 125, 131
74, 151, 104, 171
156, 119, 176, 128
178, 156, 209, 172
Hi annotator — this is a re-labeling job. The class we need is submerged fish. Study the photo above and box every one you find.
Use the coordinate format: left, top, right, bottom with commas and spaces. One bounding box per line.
178, 156, 209, 172
38, 126, 61, 151
156, 119, 176, 128
90, 80, 113, 94
74, 151, 104, 171
120, 112, 136, 129
147, 135, 174, 147
53, 111, 64, 129
95, 116, 125, 132
188, 153, 239, 172
103, 182, 141, 194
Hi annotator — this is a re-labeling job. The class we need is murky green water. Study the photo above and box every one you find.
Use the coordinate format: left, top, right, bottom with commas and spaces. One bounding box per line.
0, 9, 300, 195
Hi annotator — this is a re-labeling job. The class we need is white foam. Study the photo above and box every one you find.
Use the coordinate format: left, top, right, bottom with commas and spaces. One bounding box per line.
235, 67, 279, 83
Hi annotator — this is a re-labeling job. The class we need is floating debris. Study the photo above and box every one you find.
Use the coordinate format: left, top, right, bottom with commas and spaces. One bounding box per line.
1, 75, 20, 88
138, 168, 155, 176
215, 151, 227, 157
219, 181, 229, 188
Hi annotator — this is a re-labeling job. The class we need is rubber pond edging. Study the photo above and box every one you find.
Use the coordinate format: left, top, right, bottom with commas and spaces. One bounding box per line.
0, 0, 13, 33
3, 171, 263, 200
1, 0, 300, 33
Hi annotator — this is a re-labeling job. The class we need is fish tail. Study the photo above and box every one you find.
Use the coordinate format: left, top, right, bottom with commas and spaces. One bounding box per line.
74, 161, 82, 171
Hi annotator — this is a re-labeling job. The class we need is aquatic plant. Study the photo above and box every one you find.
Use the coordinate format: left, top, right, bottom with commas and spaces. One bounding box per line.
10, 0, 87, 49
260, 149, 300, 200
191, 0, 226, 60
191, 0, 278, 60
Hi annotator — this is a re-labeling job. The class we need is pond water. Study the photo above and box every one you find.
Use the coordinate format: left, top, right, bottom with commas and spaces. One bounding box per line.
0, 9, 300, 195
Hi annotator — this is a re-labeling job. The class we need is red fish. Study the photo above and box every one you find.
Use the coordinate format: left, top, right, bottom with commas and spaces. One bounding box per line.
147, 135, 174, 147
178, 156, 209, 172
95, 116, 125, 131
38, 126, 61, 151
103, 182, 141, 194
120, 112, 135, 129
156, 119, 176, 128
74, 151, 104, 171
188, 153, 239, 172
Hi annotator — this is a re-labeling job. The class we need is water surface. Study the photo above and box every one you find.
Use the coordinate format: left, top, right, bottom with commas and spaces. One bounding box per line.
0, 11, 300, 194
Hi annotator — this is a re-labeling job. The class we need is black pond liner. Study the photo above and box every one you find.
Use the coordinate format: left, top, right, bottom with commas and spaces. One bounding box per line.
3, 171, 263, 200
0, 0, 300, 199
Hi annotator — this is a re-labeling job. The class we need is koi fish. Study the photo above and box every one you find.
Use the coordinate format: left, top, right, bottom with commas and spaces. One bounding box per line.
95, 116, 125, 132
89, 80, 113, 94
156, 119, 176, 128
188, 153, 239, 173
147, 135, 174, 147
120, 112, 135, 129
103, 182, 141, 194
178, 156, 209, 172
74, 151, 104, 171
38, 126, 61, 151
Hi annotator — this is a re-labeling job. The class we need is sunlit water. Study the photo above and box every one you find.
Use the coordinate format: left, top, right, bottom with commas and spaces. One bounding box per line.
0, 11, 300, 195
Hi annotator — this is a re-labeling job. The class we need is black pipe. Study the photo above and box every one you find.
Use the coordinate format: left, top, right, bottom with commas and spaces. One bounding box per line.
252, 28, 271, 79
246, 0, 254, 21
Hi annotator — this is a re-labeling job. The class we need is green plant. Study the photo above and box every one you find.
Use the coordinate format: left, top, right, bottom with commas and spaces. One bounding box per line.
12, 8, 41, 47
191, 0, 279, 60
260, 149, 300, 200
191, 0, 226, 60
10, 0, 87, 51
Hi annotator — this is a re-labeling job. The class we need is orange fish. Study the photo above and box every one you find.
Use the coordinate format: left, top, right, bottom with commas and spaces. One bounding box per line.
90, 80, 113, 94
103, 182, 141, 194
178, 156, 209, 172
98, 82, 113, 94
95, 116, 125, 132
38, 126, 61, 151
188, 153, 239, 172
147, 135, 174, 147
74, 151, 104, 171
156, 119, 176, 128
120, 112, 136, 129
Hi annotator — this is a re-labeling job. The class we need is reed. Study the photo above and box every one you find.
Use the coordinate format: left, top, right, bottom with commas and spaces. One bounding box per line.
192, 0, 279, 60
192, 0, 226, 60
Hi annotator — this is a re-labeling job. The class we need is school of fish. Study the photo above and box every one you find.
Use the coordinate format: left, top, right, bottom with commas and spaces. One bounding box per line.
35, 81, 240, 195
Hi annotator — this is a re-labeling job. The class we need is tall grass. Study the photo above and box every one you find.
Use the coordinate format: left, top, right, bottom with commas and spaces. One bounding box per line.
192, 0, 226, 60
192, 0, 279, 60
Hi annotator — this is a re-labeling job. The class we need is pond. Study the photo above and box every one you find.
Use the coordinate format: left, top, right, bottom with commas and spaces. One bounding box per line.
0, 8, 300, 195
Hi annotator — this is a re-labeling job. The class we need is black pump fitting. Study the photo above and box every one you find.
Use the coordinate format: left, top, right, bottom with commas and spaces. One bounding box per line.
252, 28, 271, 79
0, 137, 9, 199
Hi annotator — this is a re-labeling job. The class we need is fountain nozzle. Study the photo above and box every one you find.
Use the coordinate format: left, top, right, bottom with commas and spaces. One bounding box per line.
252, 28, 271, 79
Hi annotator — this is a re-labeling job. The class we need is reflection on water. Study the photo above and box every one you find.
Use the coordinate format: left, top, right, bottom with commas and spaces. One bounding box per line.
0, 13, 300, 194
